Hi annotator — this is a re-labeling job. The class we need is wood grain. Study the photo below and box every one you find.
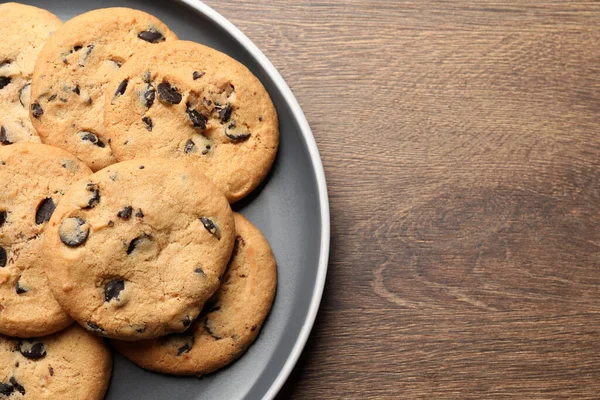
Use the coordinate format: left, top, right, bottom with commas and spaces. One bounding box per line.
203, 1, 600, 398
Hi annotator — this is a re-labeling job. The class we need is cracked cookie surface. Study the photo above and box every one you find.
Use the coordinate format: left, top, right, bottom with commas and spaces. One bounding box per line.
104, 40, 279, 203
0, 143, 92, 337
0, 3, 62, 146
42, 159, 236, 340
30, 7, 178, 171
113, 213, 277, 375
0, 324, 112, 399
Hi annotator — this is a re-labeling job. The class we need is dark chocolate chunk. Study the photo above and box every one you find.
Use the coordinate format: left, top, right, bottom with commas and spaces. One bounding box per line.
0, 76, 11, 89
0, 210, 6, 227
115, 79, 128, 97
73, 85, 80, 95
59, 217, 89, 247
0, 382, 13, 396
19, 340, 46, 360
135, 209, 144, 218
104, 279, 125, 302
35, 198, 55, 224
135, 326, 146, 333
15, 279, 27, 294
49, 367, 54, 376
59, 98, 67, 103
127, 235, 151, 255
31, 102, 43, 118
251, 325, 257, 331
200, 217, 220, 240
18, 83, 30, 107
193, 71, 204, 80
232, 235, 245, 258
194, 266, 205, 276
142, 116, 153, 131
204, 318, 221, 340
87, 321, 104, 332
184, 139, 195, 154
225, 130, 251, 143
186, 104, 207, 129
157, 82, 182, 104
228, 121, 237, 130
177, 342, 192, 356
182, 316, 192, 327
9, 377, 24, 395
258, 116, 263, 122
0, 126, 11, 145
0, 247, 6, 268
218, 104, 232, 123
139, 165, 145, 169
138, 29, 165, 43
84, 183, 100, 209
73, 45, 83, 52
202, 145, 211, 155
48, 94, 57, 102
117, 206, 133, 219
143, 84, 155, 108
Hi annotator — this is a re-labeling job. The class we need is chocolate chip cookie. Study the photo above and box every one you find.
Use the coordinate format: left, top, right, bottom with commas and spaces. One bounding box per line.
104, 40, 279, 202
0, 3, 62, 146
113, 213, 277, 375
30, 7, 178, 171
0, 143, 93, 338
0, 324, 112, 399
42, 159, 236, 340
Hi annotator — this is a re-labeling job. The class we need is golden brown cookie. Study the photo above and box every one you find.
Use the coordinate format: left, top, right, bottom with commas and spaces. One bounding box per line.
104, 40, 279, 202
42, 159, 236, 340
113, 213, 277, 375
30, 7, 178, 171
0, 143, 93, 338
0, 324, 112, 399
0, 3, 62, 145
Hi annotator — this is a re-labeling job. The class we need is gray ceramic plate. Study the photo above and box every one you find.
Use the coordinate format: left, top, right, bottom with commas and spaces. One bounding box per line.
15, 0, 330, 398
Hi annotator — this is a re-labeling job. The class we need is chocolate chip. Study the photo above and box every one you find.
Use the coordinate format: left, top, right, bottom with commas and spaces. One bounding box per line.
139, 165, 145, 169
84, 183, 100, 209
115, 79, 128, 97
73, 85, 80, 95
142, 116, 153, 131
87, 321, 104, 332
200, 217, 220, 240
14, 362, 18, 368
18, 83, 30, 107
127, 235, 151, 255
194, 267, 205, 276
19, 340, 46, 360
157, 82, 182, 104
0, 76, 10, 89
9, 377, 24, 395
73, 45, 83, 52
31, 102, 43, 118
228, 121, 237, 130
0, 211, 6, 227
192, 71, 205, 80
0, 382, 13, 396
105, 279, 125, 302
177, 342, 192, 356
258, 116, 263, 122
182, 316, 192, 327
60, 97, 67, 103
15, 279, 27, 294
35, 198, 55, 224
186, 104, 207, 129
219, 104, 232, 123
0, 247, 6, 268
0, 126, 11, 145
232, 235, 245, 258
48, 94, 57, 102
59, 217, 89, 247
251, 325, 257, 331
204, 318, 221, 340
117, 206, 133, 219
49, 367, 54, 376
225, 130, 251, 142
138, 29, 165, 43
135, 209, 144, 218
108, 220, 114, 227
143, 84, 155, 108
184, 139, 195, 154
202, 145, 211, 155
79, 131, 106, 148
135, 326, 146, 333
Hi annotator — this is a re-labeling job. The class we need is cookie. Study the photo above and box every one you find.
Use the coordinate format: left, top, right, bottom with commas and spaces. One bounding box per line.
30, 7, 178, 171
0, 143, 93, 338
42, 159, 236, 340
113, 213, 277, 375
0, 3, 62, 145
104, 40, 279, 203
0, 324, 112, 399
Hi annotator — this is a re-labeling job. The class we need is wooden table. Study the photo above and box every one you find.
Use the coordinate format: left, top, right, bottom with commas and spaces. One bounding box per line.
205, 1, 600, 398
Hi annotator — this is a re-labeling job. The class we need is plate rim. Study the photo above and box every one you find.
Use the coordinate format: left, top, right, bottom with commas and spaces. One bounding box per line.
174, 1, 331, 399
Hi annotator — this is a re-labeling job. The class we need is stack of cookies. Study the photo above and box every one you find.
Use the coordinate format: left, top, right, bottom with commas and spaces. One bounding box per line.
0, 3, 279, 398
